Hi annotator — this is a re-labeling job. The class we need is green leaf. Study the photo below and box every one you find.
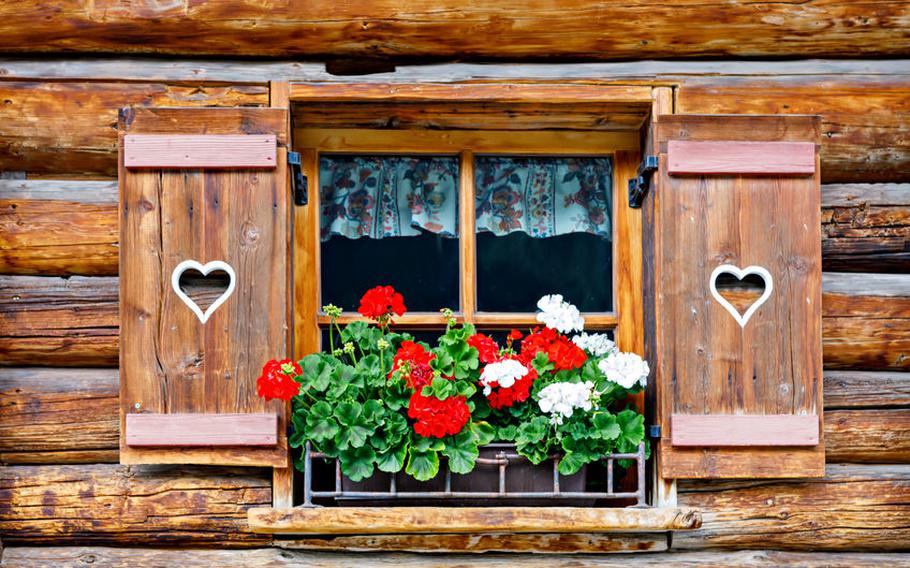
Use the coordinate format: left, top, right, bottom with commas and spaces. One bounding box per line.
471, 421, 496, 446
376, 443, 408, 473
410, 433, 445, 453
515, 416, 549, 446
339, 445, 376, 482
442, 430, 479, 474
300, 353, 334, 392
422, 376, 455, 400
305, 402, 340, 443
616, 409, 645, 453
334, 401, 371, 449
406, 449, 440, 481
531, 351, 554, 374
557, 451, 589, 475
497, 424, 518, 442
591, 412, 621, 441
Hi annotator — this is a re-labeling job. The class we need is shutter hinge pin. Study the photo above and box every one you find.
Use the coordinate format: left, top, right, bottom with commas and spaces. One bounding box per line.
648, 424, 661, 439
628, 155, 658, 209
288, 151, 308, 206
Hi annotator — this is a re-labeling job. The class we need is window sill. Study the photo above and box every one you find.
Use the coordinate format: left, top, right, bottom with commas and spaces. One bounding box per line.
247, 506, 701, 535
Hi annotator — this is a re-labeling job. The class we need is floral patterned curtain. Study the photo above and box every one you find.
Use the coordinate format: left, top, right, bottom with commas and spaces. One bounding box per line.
474, 156, 612, 240
319, 155, 459, 241
319, 155, 612, 241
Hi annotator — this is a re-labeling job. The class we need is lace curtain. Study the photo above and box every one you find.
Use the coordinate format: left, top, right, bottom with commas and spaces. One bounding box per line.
319, 155, 612, 241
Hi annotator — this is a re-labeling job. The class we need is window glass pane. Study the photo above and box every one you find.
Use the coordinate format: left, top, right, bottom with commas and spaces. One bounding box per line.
319, 155, 459, 312
475, 156, 613, 313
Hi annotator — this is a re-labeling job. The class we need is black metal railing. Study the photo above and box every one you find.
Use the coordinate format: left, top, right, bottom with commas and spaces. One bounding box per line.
301, 441, 647, 507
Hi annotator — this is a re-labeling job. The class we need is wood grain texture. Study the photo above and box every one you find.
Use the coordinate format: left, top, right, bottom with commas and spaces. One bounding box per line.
119, 107, 289, 467
822, 183, 910, 273
0, 180, 119, 276
123, 134, 277, 168
0, 81, 267, 176
7, 548, 910, 567
676, 76, 910, 183
0, 1, 907, 59
0, 276, 118, 367
671, 415, 820, 447
667, 141, 816, 175
0, 368, 119, 465
248, 506, 702, 535
823, 370, 910, 408
676, 464, 910, 551
125, 414, 278, 447
650, 115, 824, 479
822, 272, 910, 370
825, 409, 910, 463
0, 464, 271, 546
277, 532, 668, 553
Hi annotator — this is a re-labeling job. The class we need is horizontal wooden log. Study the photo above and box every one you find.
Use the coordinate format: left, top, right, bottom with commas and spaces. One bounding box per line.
0, 2, 908, 60
4, 367, 905, 465
676, 76, 910, 183
823, 370, 910, 408
822, 183, 910, 273
822, 272, 910, 370
249, 507, 701, 534
3, 548, 910, 567
0, 180, 118, 276
0, 81, 268, 176
675, 464, 910, 551
2, 271, 906, 368
0, 464, 271, 546
4, 182, 905, 277
277, 532, 668, 553
824, 409, 910, 463
0, 276, 118, 367
0, 368, 118, 465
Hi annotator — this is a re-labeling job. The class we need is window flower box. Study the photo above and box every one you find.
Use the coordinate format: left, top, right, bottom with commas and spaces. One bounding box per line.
257, 286, 650, 507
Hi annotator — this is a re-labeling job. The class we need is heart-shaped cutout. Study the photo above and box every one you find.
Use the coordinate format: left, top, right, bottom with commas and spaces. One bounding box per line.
170, 260, 236, 324
709, 264, 773, 328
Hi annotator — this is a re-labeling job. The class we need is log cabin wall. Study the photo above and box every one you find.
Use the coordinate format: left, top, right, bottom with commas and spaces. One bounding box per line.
0, 12, 908, 565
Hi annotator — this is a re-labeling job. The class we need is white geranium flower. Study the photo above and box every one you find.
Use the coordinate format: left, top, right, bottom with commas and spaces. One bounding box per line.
572, 332, 618, 357
598, 352, 650, 390
480, 359, 528, 395
537, 381, 596, 425
536, 294, 585, 334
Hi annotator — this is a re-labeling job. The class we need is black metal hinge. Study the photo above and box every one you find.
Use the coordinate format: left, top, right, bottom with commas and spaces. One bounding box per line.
628, 155, 658, 209
649, 424, 662, 439
288, 151, 308, 206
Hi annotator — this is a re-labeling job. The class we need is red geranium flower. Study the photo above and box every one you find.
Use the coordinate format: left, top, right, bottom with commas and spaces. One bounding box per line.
389, 341, 437, 389
358, 285, 406, 322
508, 329, 524, 341
520, 327, 586, 371
256, 359, 301, 401
467, 333, 500, 364
407, 391, 470, 438
485, 356, 538, 410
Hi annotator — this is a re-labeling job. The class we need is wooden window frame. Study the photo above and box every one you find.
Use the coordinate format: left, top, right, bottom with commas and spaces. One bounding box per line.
259, 82, 694, 534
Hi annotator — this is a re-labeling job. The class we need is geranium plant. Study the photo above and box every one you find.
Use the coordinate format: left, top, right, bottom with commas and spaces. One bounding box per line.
256, 286, 649, 483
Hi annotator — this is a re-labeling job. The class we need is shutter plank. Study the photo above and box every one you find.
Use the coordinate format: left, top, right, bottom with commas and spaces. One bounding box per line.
125, 414, 277, 447
123, 134, 277, 168
667, 140, 815, 175
671, 414, 820, 447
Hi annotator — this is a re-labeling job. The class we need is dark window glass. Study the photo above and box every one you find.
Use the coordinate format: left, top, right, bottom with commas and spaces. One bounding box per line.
319, 155, 459, 312
474, 156, 613, 313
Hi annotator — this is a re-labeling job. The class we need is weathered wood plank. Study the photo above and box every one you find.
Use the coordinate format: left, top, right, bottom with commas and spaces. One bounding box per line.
823, 370, 910, 408
676, 76, 910, 183
0, 81, 268, 176
822, 183, 910, 273
675, 464, 910, 551
825, 409, 910, 463
0, 276, 118, 367
0, 464, 271, 546
0, 2, 907, 60
0, 368, 118, 465
822, 272, 910, 370
0, 180, 118, 276
248, 506, 702, 535
3, 547, 910, 567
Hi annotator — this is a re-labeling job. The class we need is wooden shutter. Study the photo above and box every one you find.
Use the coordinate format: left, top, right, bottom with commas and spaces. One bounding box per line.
119, 107, 289, 466
645, 115, 824, 479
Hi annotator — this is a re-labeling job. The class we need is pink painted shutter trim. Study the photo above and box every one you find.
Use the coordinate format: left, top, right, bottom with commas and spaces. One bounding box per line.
123, 134, 277, 168
125, 413, 278, 446
667, 140, 816, 175
671, 414, 820, 447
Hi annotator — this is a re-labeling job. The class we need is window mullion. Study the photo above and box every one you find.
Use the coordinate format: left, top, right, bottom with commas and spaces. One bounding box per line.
459, 150, 476, 323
